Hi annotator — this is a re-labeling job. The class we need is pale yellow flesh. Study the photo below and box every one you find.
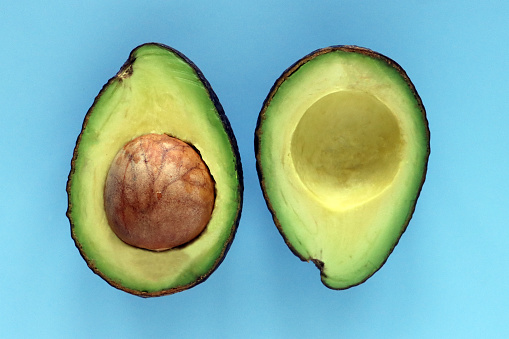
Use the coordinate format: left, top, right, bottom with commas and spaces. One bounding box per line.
259, 51, 428, 288
69, 45, 240, 293
291, 90, 403, 210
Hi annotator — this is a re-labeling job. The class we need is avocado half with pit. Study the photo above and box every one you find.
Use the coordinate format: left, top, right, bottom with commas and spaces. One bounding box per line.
67, 43, 243, 297
255, 46, 429, 289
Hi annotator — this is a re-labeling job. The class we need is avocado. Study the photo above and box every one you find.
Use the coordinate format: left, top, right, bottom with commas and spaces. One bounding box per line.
67, 43, 243, 297
255, 46, 429, 289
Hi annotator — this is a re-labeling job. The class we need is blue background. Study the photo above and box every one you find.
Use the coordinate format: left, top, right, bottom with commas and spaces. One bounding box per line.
1, 1, 508, 338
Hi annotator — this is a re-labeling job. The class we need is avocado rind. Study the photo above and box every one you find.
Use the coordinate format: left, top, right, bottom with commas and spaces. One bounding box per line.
67, 43, 243, 297
255, 45, 429, 289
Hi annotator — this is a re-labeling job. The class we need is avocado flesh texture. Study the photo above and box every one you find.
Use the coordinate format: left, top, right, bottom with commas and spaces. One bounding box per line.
67, 43, 242, 296
256, 47, 429, 289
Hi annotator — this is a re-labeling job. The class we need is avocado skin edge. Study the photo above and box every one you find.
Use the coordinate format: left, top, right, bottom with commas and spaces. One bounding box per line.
66, 43, 244, 297
254, 45, 430, 290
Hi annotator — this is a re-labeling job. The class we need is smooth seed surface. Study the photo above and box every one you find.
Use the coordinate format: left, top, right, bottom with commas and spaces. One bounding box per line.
104, 133, 215, 251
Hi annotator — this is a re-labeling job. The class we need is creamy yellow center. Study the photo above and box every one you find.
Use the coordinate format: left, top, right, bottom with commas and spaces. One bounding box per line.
291, 91, 403, 209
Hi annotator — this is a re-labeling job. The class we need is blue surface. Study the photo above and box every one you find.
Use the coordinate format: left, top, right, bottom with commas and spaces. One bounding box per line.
1, 1, 508, 338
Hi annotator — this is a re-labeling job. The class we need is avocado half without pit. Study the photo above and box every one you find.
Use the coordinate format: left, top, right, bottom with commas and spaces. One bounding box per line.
255, 46, 430, 289
67, 43, 243, 297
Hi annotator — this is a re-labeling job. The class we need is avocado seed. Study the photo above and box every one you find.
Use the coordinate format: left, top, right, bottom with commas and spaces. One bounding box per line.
104, 133, 215, 251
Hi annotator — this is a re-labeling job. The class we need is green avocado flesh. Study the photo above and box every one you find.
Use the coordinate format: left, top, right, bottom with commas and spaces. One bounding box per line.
255, 46, 429, 289
67, 43, 243, 297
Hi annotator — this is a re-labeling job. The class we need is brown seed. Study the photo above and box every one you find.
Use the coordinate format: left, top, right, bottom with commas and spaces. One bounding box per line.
103, 133, 215, 251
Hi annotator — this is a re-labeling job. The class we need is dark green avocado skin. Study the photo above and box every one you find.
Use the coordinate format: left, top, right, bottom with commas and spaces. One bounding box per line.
67, 43, 243, 297
254, 45, 430, 289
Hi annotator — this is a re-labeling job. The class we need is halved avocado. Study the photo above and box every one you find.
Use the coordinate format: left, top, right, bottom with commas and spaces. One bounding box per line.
255, 46, 429, 289
67, 43, 243, 297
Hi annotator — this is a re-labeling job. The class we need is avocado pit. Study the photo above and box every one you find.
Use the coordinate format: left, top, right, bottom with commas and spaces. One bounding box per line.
104, 133, 215, 251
